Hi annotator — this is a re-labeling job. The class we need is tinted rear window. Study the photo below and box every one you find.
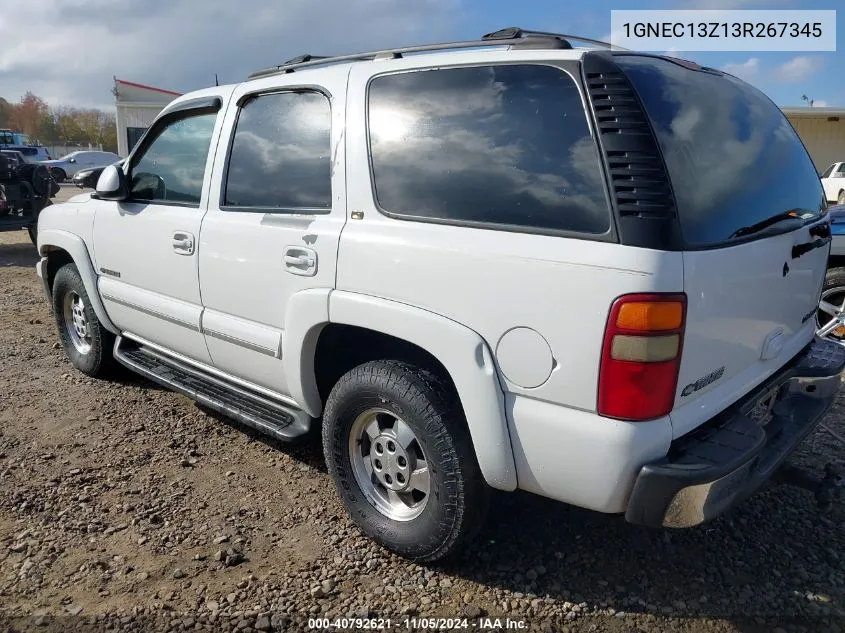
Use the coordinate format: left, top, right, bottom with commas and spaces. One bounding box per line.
616, 55, 824, 246
368, 64, 611, 235
18, 148, 37, 156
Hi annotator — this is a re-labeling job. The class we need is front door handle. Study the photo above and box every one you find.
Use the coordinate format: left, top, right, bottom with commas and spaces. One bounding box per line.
172, 231, 195, 255
283, 246, 317, 276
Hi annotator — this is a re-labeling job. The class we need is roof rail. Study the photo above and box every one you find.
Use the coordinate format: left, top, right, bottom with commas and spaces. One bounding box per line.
482, 27, 622, 50
248, 26, 623, 80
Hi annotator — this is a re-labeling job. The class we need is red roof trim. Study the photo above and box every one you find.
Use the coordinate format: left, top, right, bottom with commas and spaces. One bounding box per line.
115, 79, 182, 96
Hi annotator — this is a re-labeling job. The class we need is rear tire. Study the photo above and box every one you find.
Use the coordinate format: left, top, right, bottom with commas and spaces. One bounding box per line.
323, 360, 488, 562
52, 263, 117, 378
51, 168, 66, 183
817, 267, 845, 342
838, 190, 845, 205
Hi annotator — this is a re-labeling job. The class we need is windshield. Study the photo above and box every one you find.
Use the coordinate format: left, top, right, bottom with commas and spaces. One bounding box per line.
616, 55, 825, 246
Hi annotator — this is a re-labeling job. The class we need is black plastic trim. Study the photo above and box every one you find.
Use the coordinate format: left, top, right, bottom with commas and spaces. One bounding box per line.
114, 338, 312, 442
581, 51, 684, 251
159, 96, 223, 118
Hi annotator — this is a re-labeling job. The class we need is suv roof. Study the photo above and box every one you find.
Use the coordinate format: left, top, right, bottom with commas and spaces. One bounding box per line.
248, 27, 620, 79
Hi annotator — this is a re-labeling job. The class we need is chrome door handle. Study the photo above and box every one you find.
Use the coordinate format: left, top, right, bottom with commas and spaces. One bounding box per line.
283, 246, 317, 276
172, 231, 195, 255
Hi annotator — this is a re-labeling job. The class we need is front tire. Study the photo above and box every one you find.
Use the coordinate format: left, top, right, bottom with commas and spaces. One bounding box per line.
838, 190, 845, 205
52, 263, 117, 378
323, 360, 488, 562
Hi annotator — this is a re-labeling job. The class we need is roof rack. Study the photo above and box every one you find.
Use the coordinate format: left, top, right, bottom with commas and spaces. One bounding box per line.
248, 26, 623, 79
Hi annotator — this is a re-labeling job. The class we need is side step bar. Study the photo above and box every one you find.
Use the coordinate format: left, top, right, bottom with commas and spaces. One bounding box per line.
113, 336, 312, 442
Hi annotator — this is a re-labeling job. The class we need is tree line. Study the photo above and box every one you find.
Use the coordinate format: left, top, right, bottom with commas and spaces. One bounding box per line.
0, 92, 118, 153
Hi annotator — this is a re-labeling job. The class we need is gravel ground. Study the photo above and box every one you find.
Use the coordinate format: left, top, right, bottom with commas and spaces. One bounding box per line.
0, 189, 843, 632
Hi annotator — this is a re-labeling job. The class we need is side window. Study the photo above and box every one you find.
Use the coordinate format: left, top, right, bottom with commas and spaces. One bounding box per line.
837, 164, 845, 176
129, 111, 217, 205
821, 164, 835, 178
223, 91, 331, 211
367, 64, 611, 234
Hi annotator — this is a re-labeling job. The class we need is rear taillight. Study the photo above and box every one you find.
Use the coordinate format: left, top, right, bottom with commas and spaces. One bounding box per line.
598, 293, 686, 421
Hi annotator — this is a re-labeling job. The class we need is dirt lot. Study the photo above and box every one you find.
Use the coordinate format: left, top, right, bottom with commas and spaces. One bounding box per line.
0, 186, 843, 632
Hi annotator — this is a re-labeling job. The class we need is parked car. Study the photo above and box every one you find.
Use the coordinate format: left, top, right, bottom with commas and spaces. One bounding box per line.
821, 162, 845, 205
0, 150, 26, 168
43, 150, 122, 182
817, 204, 845, 341
72, 159, 125, 189
33, 28, 844, 561
1, 145, 52, 164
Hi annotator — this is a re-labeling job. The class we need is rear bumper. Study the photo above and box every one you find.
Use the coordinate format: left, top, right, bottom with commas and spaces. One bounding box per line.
625, 337, 845, 528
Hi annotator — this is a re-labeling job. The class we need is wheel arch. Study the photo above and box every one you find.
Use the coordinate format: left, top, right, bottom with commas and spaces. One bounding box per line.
38, 229, 118, 335
283, 289, 517, 491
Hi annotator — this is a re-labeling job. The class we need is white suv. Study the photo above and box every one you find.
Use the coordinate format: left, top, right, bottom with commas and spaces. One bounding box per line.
34, 28, 844, 561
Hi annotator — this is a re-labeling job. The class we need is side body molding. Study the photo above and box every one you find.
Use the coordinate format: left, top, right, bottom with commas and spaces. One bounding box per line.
38, 229, 119, 335
327, 290, 518, 491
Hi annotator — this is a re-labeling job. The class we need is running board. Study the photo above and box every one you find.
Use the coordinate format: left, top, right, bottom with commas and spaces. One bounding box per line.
113, 336, 312, 442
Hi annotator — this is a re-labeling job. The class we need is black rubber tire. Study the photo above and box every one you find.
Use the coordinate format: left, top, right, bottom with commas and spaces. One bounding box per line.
823, 267, 845, 296
323, 360, 489, 563
838, 190, 845, 205
818, 267, 845, 341
27, 199, 50, 246
51, 168, 66, 183
52, 263, 117, 378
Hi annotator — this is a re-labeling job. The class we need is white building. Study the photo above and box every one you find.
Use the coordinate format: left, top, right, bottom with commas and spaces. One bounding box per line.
782, 107, 845, 174
114, 78, 181, 157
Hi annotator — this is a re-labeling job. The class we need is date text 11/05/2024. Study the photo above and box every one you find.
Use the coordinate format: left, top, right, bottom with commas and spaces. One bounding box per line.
306, 617, 528, 630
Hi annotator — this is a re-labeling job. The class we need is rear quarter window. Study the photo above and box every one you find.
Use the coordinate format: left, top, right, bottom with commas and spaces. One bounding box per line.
616, 55, 824, 246
367, 64, 611, 235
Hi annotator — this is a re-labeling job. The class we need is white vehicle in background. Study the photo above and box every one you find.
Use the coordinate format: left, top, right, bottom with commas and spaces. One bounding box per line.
33, 28, 845, 561
42, 150, 122, 183
820, 162, 845, 205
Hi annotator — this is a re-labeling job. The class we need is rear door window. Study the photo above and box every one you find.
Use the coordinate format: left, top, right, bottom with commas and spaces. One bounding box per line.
616, 55, 824, 246
223, 91, 331, 211
367, 64, 611, 235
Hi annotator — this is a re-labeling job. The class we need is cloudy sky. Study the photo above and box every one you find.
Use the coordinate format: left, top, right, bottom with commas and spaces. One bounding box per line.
0, 0, 840, 111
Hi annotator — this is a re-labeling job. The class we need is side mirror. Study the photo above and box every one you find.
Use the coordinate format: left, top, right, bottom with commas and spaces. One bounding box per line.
69, 158, 76, 163
95, 164, 128, 201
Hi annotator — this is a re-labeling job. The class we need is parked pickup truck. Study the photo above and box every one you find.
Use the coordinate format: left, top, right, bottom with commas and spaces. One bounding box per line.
34, 28, 844, 561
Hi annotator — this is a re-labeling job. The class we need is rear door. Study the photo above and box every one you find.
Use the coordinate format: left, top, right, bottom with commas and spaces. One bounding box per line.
197, 67, 347, 394
616, 55, 829, 437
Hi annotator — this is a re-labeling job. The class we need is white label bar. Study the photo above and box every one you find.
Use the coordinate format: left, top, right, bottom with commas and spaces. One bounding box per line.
610, 10, 836, 51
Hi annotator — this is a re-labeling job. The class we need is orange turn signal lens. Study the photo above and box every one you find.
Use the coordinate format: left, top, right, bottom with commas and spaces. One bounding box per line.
616, 301, 683, 331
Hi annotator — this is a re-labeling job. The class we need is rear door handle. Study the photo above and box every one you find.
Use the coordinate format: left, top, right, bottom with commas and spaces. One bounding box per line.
172, 231, 195, 255
792, 236, 831, 259
283, 246, 317, 276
